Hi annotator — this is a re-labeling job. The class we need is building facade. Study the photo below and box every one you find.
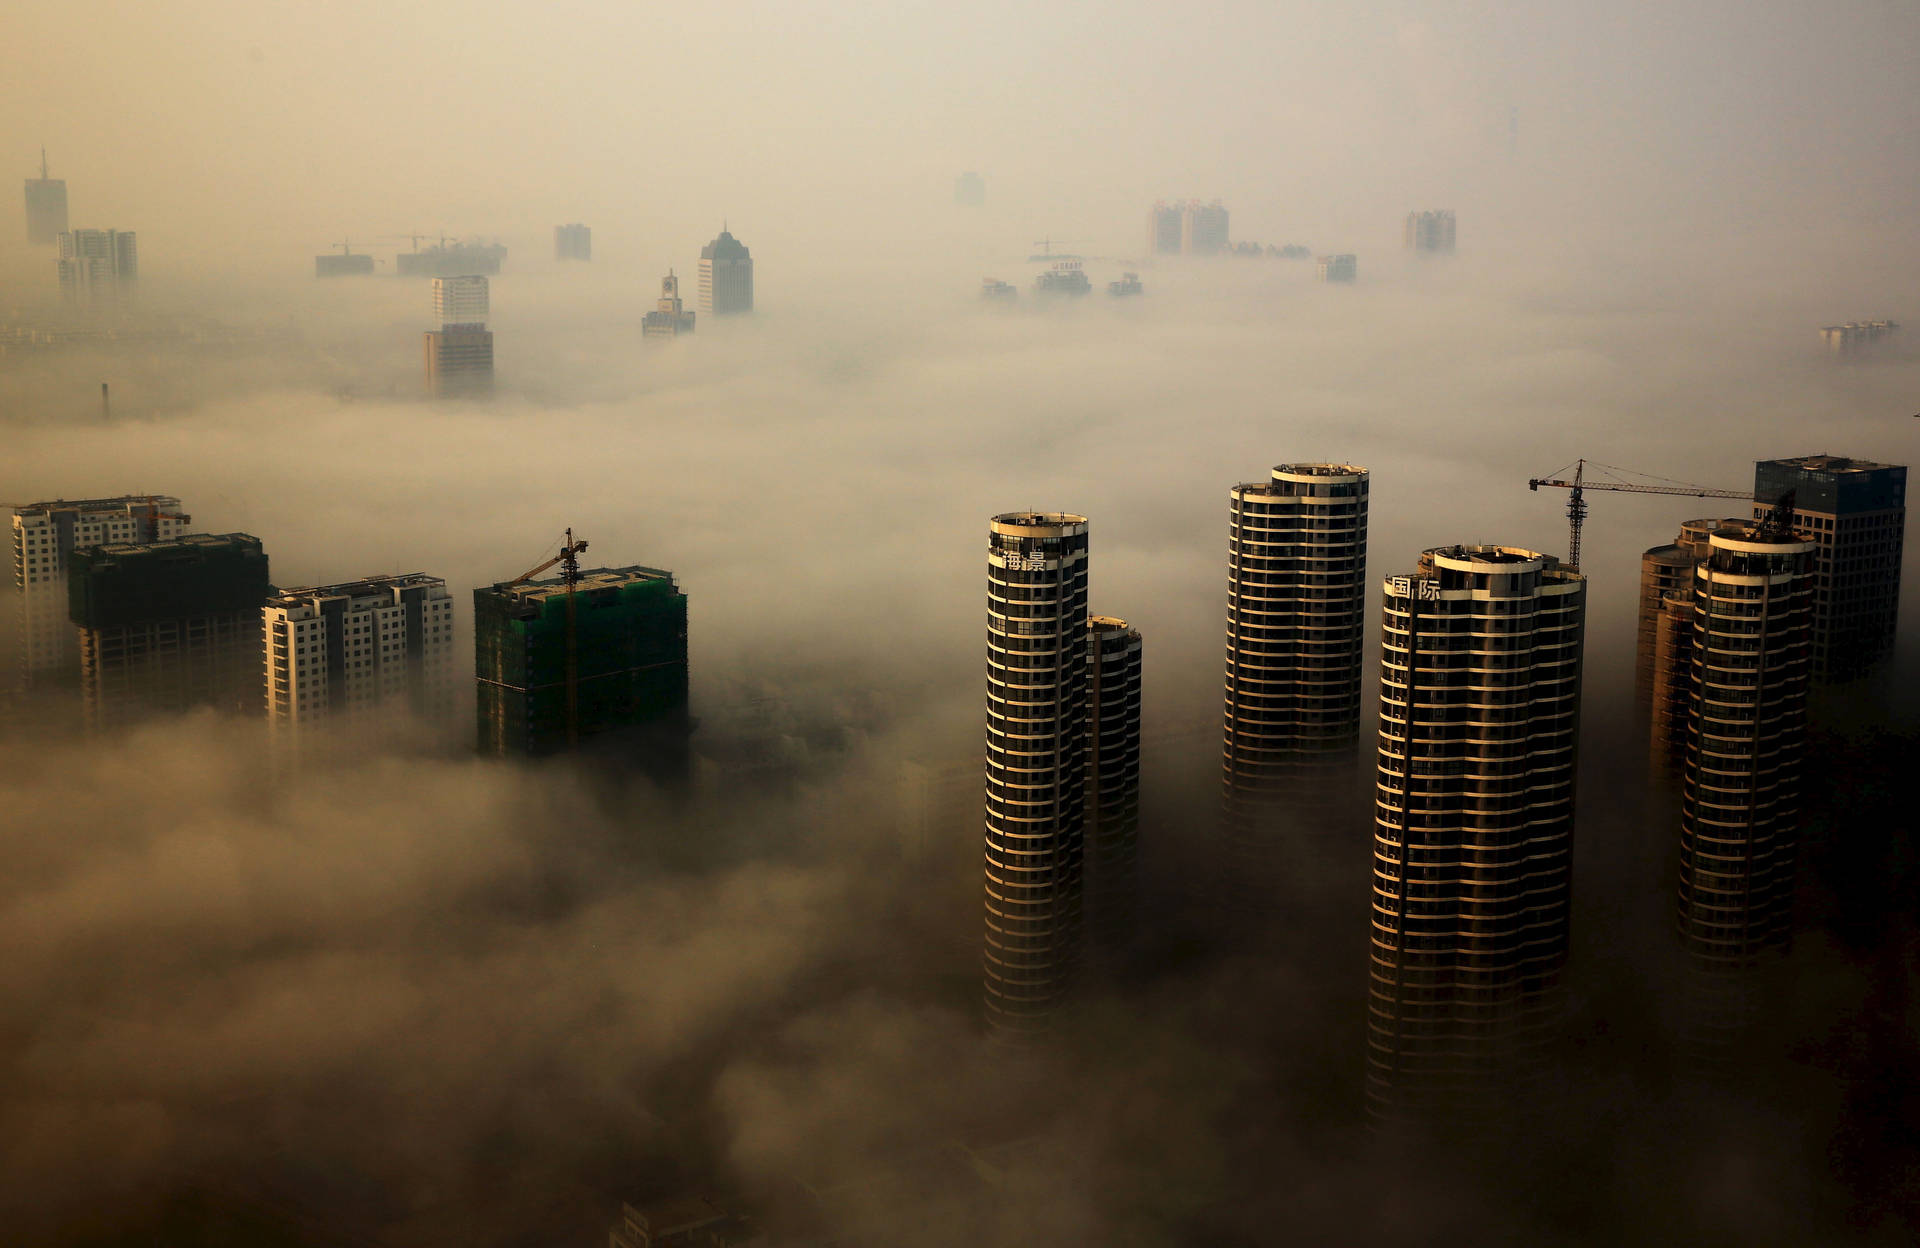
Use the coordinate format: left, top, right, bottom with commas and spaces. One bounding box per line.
983, 512, 1090, 1038
1086, 616, 1142, 954
1181, 201, 1229, 255
1404, 210, 1457, 254
474, 565, 688, 760
1751, 455, 1905, 683
1222, 464, 1370, 890
424, 326, 494, 396
1675, 523, 1813, 1048
67, 533, 271, 728
698, 227, 753, 316
12, 496, 192, 689
642, 270, 696, 337
264, 575, 457, 749
1317, 254, 1357, 283
431, 274, 489, 324
1366, 545, 1586, 1125
1147, 203, 1183, 255
1637, 519, 1744, 714
554, 223, 591, 261
57, 229, 137, 304
25, 148, 67, 245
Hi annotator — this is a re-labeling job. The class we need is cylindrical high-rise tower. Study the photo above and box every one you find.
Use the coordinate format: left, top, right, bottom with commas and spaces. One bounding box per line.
983, 513, 1091, 1037
1086, 616, 1143, 954
1223, 464, 1370, 888
1676, 524, 1813, 996
1366, 545, 1587, 1126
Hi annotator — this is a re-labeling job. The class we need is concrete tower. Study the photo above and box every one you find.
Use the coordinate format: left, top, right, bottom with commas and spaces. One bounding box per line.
982, 512, 1090, 1038
1086, 616, 1142, 954
1222, 464, 1370, 896
698, 225, 753, 316
1366, 545, 1587, 1126
24, 147, 67, 245
1675, 521, 1814, 1049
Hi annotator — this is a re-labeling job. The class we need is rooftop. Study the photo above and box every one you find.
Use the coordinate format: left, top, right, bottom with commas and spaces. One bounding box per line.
88, 532, 261, 559
267, 573, 444, 606
1760, 454, 1904, 474
13, 495, 184, 516
701, 229, 750, 261
488, 565, 678, 604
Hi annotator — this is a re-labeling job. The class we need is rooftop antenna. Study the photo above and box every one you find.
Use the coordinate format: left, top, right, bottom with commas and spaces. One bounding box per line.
40, 146, 49, 180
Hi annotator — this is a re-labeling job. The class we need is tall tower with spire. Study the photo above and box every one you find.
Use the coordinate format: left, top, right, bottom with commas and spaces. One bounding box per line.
25, 147, 68, 246
698, 224, 753, 316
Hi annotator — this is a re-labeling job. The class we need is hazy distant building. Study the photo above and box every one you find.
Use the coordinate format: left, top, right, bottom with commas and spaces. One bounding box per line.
57, 229, 137, 304
983, 512, 1090, 1038
423, 325, 494, 397
68, 533, 271, 729
314, 249, 375, 277
1752, 455, 1905, 683
264, 574, 457, 750
554, 222, 591, 261
698, 226, 753, 316
1675, 522, 1813, 1050
1182, 201, 1229, 255
12, 496, 192, 690
1147, 203, 1184, 255
1404, 210, 1457, 254
980, 278, 1017, 301
395, 239, 506, 277
642, 270, 696, 338
1317, 253, 1357, 283
474, 565, 688, 759
1222, 464, 1370, 896
955, 172, 986, 207
1033, 262, 1091, 296
1106, 272, 1143, 297
1086, 616, 1142, 953
1366, 545, 1586, 1126
24, 148, 67, 246
431, 274, 489, 324
1818, 320, 1898, 359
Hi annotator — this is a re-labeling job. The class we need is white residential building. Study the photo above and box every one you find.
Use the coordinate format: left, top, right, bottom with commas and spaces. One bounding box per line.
264, 574, 458, 748
431, 275, 489, 325
10, 496, 191, 688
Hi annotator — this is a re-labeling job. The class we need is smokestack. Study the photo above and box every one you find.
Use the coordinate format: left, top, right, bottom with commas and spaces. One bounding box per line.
101, 382, 110, 421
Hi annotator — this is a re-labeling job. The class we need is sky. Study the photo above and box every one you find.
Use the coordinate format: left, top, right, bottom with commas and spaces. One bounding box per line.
3, 2, 1920, 1244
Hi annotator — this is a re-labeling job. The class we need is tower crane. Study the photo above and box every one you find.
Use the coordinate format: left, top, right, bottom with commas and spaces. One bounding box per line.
508, 529, 590, 747
1527, 459, 1752, 570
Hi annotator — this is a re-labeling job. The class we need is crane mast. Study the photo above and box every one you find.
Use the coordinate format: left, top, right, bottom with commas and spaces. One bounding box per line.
508, 529, 590, 748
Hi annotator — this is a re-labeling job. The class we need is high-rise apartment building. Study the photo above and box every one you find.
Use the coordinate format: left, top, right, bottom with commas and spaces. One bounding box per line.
68, 533, 271, 728
1181, 201, 1229, 255
57, 229, 137, 304
11, 496, 192, 688
24, 148, 67, 246
955, 172, 986, 207
1147, 203, 1184, 255
424, 326, 494, 396
1674, 522, 1813, 1048
554, 223, 591, 261
1366, 545, 1586, 1125
1751, 456, 1905, 683
1404, 210, 1457, 254
1086, 616, 1142, 952
264, 575, 457, 749
1222, 464, 1370, 890
1637, 519, 1742, 709
1818, 320, 1898, 359
983, 513, 1090, 1037
474, 565, 688, 759
431, 274, 489, 324
642, 270, 696, 338
1317, 254, 1357, 283
1640, 519, 1746, 780
698, 226, 753, 316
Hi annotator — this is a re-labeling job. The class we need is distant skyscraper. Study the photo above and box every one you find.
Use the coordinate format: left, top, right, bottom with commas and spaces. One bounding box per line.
1181, 201, 1229, 255
424, 325, 494, 396
1147, 203, 1183, 255
11, 496, 191, 689
1317, 254, 1357, 283
1675, 521, 1813, 1049
1404, 210, 1457, 254
68, 533, 270, 729
1086, 616, 1142, 953
474, 565, 688, 759
1818, 320, 1898, 359
983, 512, 1090, 1038
1752, 456, 1905, 683
431, 274, 489, 324
1222, 464, 1370, 894
314, 248, 375, 277
1366, 545, 1586, 1126
264, 574, 458, 750
642, 270, 696, 338
698, 226, 753, 316
955, 172, 985, 207
57, 229, 136, 304
24, 148, 67, 246
554, 223, 591, 261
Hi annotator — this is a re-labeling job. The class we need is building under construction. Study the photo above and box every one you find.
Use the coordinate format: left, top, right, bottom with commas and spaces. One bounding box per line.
474, 564, 688, 762
67, 533, 271, 728
395, 239, 506, 277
